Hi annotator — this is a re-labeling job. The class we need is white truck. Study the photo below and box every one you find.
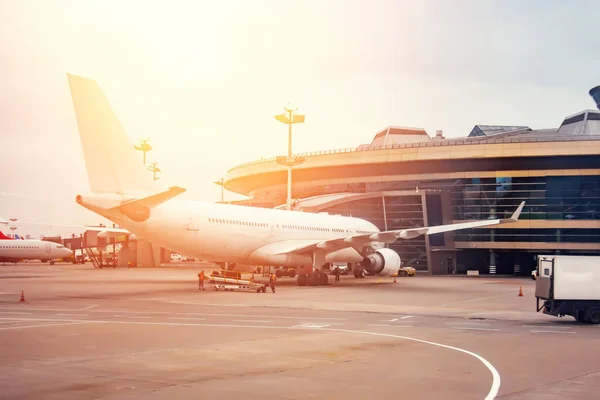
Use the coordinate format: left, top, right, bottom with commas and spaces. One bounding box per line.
535, 255, 600, 324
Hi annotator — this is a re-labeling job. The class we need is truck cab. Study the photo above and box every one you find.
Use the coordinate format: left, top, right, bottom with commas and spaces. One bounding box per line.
535, 255, 600, 324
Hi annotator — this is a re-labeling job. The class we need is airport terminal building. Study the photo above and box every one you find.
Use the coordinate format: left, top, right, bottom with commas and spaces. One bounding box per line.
223, 107, 600, 276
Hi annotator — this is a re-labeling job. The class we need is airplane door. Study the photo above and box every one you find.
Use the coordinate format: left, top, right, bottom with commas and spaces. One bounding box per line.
187, 217, 199, 231
45, 244, 51, 253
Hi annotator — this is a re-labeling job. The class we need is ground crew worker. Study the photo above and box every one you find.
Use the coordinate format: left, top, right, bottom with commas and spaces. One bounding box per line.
334, 266, 341, 282
198, 271, 206, 291
269, 273, 277, 293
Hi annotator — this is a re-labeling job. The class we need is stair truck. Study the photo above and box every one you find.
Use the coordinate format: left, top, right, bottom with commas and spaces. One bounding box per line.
535, 255, 600, 324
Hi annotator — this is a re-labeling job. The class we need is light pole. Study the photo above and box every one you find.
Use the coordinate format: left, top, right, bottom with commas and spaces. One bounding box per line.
275, 106, 305, 210
9, 218, 17, 238
147, 162, 161, 181
134, 139, 152, 166
214, 178, 224, 203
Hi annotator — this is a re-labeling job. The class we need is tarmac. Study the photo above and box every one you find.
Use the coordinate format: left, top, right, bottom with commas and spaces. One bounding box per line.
1, 262, 599, 399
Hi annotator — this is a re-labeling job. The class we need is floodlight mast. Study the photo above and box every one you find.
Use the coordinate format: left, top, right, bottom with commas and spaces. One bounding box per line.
275, 106, 305, 210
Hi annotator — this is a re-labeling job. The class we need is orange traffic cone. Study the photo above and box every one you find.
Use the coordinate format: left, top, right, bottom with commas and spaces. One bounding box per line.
393, 276, 397, 283
518, 286, 523, 297
19, 290, 25, 303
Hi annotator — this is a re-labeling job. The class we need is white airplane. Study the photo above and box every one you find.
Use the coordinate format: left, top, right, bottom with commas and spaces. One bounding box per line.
67, 73, 525, 286
0, 230, 73, 264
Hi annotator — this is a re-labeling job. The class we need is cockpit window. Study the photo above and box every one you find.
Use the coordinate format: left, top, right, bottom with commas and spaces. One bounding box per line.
56, 245, 64, 249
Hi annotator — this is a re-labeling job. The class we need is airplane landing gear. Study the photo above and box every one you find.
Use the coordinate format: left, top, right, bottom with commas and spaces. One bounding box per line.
318, 271, 328, 286
308, 272, 319, 286
297, 273, 308, 286
297, 270, 328, 286
353, 268, 366, 279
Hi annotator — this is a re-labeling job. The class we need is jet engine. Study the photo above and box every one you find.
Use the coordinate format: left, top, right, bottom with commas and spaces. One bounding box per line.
362, 248, 401, 276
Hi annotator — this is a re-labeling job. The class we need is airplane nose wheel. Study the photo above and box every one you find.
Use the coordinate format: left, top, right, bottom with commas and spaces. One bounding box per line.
297, 271, 328, 286
308, 271, 328, 286
297, 273, 308, 286
318, 271, 328, 286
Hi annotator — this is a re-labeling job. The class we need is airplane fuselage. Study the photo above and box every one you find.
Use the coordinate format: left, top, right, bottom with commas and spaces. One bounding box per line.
90, 197, 381, 268
0, 240, 73, 263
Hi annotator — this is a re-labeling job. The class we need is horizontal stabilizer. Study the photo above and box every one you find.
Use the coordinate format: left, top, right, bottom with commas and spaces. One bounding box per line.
107, 186, 186, 222
111, 186, 186, 211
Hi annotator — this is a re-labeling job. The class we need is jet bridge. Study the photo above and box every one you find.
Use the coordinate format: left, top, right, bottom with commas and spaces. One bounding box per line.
82, 227, 131, 268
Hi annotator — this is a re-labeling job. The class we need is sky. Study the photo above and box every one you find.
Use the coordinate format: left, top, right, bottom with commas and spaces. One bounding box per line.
0, 0, 599, 238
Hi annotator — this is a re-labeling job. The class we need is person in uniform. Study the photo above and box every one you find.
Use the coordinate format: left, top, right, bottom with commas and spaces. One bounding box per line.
198, 271, 206, 291
269, 273, 277, 293
334, 266, 341, 282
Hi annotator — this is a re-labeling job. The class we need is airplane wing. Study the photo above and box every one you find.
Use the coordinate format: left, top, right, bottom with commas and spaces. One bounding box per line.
276, 201, 525, 256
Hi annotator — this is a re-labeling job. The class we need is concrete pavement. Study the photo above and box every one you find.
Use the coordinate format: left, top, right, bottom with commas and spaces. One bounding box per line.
0, 263, 598, 399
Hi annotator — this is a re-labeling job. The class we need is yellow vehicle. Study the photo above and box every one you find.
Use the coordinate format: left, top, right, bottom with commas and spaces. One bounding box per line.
396, 266, 416, 277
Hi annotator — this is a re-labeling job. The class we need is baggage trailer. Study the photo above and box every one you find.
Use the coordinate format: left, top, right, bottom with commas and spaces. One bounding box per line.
211, 276, 267, 293
535, 255, 600, 324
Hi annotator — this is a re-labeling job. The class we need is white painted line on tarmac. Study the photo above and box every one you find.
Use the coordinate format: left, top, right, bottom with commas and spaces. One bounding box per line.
368, 324, 391, 327
451, 327, 500, 332
56, 313, 89, 317
383, 318, 413, 323
0, 307, 349, 321
441, 293, 513, 307
0, 316, 502, 399
293, 323, 331, 328
81, 305, 98, 311
400, 315, 412, 319
112, 315, 150, 319
232, 320, 273, 323
530, 330, 575, 334
168, 317, 206, 321
0, 311, 32, 315
391, 325, 414, 328
447, 322, 490, 326
0, 321, 89, 331
522, 325, 572, 329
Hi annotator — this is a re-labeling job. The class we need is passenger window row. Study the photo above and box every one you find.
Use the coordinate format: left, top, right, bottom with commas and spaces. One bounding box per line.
208, 218, 268, 228
206, 218, 376, 235
281, 224, 330, 232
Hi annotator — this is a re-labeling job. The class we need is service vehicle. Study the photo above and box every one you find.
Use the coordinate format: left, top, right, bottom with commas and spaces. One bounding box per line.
535, 255, 600, 324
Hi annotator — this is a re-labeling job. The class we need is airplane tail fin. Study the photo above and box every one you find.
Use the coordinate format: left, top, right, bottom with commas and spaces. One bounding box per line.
66, 74, 156, 196
0, 231, 12, 240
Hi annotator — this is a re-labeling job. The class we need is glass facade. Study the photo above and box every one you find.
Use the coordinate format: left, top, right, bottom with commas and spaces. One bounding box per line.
300, 174, 600, 274
454, 228, 600, 243
452, 176, 600, 221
